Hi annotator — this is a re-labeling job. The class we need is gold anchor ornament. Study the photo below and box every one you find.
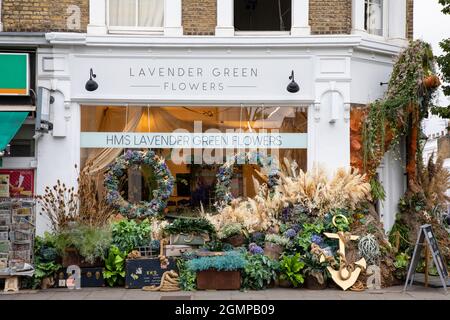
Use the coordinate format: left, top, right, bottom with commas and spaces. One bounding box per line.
320, 215, 366, 290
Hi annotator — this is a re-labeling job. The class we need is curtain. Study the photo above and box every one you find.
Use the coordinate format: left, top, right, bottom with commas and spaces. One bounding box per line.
86, 107, 143, 174
109, 0, 164, 27
366, 0, 383, 36
139, 0, 164, 27
109, 0, 136, 26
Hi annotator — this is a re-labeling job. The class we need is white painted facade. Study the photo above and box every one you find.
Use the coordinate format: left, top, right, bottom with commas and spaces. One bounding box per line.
0, 0, 410, 234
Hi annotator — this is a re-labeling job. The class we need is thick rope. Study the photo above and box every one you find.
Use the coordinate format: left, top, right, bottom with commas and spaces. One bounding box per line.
142, 270, 180, 292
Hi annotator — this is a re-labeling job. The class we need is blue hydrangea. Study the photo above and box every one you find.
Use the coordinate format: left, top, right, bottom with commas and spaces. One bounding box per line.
248, 243, 264, 255
291, 224, 301, 232
284, 228, 297, 239
311, 234, 323, 245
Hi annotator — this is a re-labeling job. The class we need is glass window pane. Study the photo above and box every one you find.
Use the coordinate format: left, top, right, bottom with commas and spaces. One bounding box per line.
234, 0, 291, 31
109, 0, 137, 27
365, 0, 383, 36
138, 0, 164, 27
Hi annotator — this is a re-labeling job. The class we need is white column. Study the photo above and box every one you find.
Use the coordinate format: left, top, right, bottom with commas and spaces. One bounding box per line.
215, 0, 234, 36
87, 0, 107, 35
164, 0, 183, 36
291, 0, 310, 36
0, 0, 3, 32
388, 0, 406, 41
351, 0, 366, 35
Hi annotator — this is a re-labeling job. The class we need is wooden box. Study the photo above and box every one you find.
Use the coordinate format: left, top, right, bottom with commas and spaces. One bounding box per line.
164, 245, 194, 257
170, 234, 206, 246
55, 267, 105, 288
125, 257, 177, 289
197, 270, 241, 290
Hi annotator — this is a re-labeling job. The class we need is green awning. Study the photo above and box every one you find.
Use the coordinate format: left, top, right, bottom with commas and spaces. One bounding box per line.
0, 112, 28, 152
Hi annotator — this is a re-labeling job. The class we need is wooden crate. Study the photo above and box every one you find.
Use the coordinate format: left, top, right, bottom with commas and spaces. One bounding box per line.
164, 245, 194, 257
197, 270, 241, 290
170, 234, 206, 246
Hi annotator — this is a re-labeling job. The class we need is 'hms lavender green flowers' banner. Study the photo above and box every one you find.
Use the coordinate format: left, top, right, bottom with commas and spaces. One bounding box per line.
80, 132, 307, 149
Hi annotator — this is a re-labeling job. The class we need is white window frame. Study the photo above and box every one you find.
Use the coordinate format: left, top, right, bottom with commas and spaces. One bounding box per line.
0, 0, 3, 32
87, 0, 182, 36
216, 0, 310, 37
106, 0, 164, 34
363, 0, 388, 38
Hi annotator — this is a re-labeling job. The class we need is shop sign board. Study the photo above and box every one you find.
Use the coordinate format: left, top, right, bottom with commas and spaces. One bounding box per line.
80, 132, 307, 149
0, 169, 34, 198
0, 53, 29, 96
71, 54, 314, 102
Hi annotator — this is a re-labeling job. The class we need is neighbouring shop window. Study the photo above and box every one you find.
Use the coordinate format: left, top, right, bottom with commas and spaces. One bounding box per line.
108, 0, 164, 30
80, 106, 308, 214
234, 0, 291, 32
5, 124, 35, 157
364, 0, 384, 36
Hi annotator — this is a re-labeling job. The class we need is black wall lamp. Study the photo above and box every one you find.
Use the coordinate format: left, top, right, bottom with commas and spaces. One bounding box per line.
85, 68, 98, 92
287, 70, 300, 93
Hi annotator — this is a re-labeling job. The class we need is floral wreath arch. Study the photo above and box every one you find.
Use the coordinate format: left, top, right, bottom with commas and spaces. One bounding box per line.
214, 151, 279, 210
104, 150, 174, 218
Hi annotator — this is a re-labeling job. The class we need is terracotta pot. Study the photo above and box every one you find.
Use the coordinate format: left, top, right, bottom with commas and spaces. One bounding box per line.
224, 234, 246, 247
305, 274, 327, 290
264, 242, 283, 260
197, 270, 241, 290
423, 75, 441, 89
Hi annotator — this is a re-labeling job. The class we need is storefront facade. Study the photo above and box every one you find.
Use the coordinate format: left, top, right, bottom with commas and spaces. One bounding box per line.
0, 0, 412, 234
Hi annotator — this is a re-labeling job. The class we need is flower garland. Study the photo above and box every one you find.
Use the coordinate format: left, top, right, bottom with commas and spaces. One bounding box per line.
214, 152, 279, 210
104, 150, 174, 218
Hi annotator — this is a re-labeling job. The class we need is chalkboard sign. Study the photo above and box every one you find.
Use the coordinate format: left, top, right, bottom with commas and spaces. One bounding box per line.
125, 258, 177, 289
403, 224, 448, 294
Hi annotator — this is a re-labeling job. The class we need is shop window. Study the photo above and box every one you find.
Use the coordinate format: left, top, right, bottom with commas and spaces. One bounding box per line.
107, 0, 164, 32
234, 0, 291, 32
364, 0, 384, 36
80, 106, 308, 214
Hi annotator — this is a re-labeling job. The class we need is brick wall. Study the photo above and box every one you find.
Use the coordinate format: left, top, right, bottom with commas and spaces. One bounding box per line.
182, 0, 216, 35
309, 0, 352, 35
2, 0, 88, 32
406, 0, 414, 40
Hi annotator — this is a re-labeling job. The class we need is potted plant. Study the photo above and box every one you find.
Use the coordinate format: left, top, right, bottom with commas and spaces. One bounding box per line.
302, 252, 329, 290
264, 234, 289, 260
54, 222, 112, 267
31, 233, 62, 289
279, 253, 305, 288
393, 252, 410, 280
112, 218, 152, 253
186, 251, 246, 290
164, 218, 215, 246
219, 223, 247, 247
103, 245, 127, 287
241, 251, 279, 290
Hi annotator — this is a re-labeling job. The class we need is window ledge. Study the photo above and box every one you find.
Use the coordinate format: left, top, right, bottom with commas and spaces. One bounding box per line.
235, 31, 291, 37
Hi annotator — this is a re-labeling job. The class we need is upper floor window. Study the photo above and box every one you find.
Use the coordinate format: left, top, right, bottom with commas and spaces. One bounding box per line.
364, 0, 384, 36
107, 0, 164, 31
234, 0, 291, 32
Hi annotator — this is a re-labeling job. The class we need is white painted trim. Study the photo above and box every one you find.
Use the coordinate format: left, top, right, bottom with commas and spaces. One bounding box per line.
291, 0, 310, 36
1, 157, 37, 169
216, 0, 234, 36
87, 0, 107, 35
164, 0, 183, 36
0, 105, 36, 111
352, 0, 365, 35
388, 0, 407, 41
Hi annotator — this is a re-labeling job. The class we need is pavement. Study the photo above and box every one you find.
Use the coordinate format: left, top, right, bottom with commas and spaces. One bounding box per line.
0, 285, 448, 300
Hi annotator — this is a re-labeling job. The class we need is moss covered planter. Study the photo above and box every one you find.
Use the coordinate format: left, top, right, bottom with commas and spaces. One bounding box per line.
196, 270, 241, 290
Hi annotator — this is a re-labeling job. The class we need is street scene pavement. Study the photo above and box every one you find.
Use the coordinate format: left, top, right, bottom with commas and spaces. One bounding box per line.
0, 285, 448, 300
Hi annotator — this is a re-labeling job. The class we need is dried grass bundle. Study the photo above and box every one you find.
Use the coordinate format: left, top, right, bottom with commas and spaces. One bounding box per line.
419, 154, 450, 214
278, 159, 371, 216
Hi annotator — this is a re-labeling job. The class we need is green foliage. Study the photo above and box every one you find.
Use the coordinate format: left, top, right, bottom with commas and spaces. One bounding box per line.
436, 37, 450, 114
219, 222, 245, 239
112, 218, 152, 252
389, 221, 411, 253
103, 245, 127, 287
201, 241, 234, 252
296, 222, 324, 253
302, 252, 330, 282
265, 234, 290, 247
439, 0, 450, 14
187, 251, 247, 272
394, 252, 410, 269
54, 223, 112, 264
241, 254, 279, 290
164, 218, 216, 236
32, 233, 62, 289
370, 178, 386, 201
177, 258, 197, 291
279, 253, 305, 287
